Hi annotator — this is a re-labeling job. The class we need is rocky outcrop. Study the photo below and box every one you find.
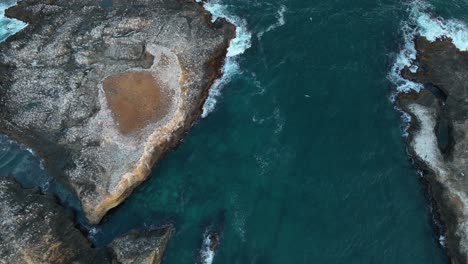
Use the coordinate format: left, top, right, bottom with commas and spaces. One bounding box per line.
199, 231, 219, 264
0, 0, 235, 224
110, 228, 172, 264
398, 36, 468, 264
0, 177, 172, 264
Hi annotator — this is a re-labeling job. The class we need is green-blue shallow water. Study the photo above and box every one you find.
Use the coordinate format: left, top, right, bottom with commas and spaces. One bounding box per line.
2, 0, 467, 263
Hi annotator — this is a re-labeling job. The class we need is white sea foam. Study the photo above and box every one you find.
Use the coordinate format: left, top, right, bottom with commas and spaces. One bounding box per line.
388, 20, 423, 94
408, 104, 448, 178
257, 5, 287, 39
389, 0, 468, 95
198, 0, 252, 118
199, 232, 215, 264
388, 0, 468, 139
413, 6, 468, 51
399, 110, 412, 137
88, 226, 101, 237
439, 235, 446, 247
0, 0, 27, 42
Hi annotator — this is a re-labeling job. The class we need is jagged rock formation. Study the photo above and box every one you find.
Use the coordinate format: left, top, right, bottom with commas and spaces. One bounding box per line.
110, 228, 172, 264
0, 0, 235, 224
0, 177, 172, 264
398, 36, 468, 264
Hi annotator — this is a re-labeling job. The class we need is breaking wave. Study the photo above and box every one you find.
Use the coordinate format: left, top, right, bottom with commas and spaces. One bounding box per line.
0, 0, 27, 42
199, 232, 216, 264
389, 0, 468, 96
197, 0, 252, 118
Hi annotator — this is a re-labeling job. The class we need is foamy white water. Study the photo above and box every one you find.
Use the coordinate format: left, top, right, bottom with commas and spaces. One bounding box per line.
197, 0, 252, 118
0, 0, 27, 42
389, 0, 468, 95
413, 5, 468, 51
199, 233, 215, 264
257, 5, 287, 39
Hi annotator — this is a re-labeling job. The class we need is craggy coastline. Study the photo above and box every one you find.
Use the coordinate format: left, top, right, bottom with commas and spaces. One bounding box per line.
0, 0, 235, 224
0, 176, 173, 263
388, 2, 468, 262
0, 0, 235, 262
396, 35, 468, 264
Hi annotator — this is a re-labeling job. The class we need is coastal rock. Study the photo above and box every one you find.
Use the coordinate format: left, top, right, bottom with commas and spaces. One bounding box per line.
398, 36, 468, 264
110, 228, 172, 264
0, 0, 235, 224
199, 229, 220, 264
0, 177, 173, 264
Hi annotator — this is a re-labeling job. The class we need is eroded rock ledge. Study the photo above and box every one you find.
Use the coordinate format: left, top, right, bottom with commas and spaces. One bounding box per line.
397, 36, 468, 264
0, 177, 172, 264
0, 0, 235, 224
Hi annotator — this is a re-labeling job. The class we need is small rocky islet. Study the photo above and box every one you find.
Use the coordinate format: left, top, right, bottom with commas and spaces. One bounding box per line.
0, 0, 234, 262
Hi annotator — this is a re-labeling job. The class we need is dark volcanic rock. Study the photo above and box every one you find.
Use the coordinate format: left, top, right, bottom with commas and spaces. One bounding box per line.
0, 0, 235, 224
397, 36, 468, 264
0, 177, 172, 264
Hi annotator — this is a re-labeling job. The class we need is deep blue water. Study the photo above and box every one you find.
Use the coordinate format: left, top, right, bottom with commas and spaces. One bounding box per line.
2, 0, 467, 263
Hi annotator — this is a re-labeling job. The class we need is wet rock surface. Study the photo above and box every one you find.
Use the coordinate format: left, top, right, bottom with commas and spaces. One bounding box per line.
398, 36, 468, 264
0, 0, 235, 224
0, 177, 172, 264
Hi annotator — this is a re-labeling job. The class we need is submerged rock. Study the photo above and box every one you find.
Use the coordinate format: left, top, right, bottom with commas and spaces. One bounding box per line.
0, 177, 172, 264
0, 0, 235, 224
397, 36, 468, 264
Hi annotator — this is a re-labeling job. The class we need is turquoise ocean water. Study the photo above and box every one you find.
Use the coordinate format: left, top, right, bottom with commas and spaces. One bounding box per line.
2, 0, 468, 263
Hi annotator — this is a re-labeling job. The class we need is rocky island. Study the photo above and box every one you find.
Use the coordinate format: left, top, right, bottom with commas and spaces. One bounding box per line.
398, 36, 468, 263
0, 0, 234, 262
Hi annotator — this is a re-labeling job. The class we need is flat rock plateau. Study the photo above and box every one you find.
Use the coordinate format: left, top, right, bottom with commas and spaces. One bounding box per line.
0, 0, 234, 262
398, 36, 468, 264
0, 0, 235, 225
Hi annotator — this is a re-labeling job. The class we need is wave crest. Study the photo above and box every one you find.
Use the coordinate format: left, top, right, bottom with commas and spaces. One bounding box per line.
198, 0, 252, 118
389, 0, 468, 95
0, 0, 27, 42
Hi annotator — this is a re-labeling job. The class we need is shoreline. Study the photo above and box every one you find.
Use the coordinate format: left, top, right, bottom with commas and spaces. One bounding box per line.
394, 36, 468, 264
0, 2, 237, 262
0, 176, 174, 263
389, 2, 468, 262
1, 0, 236, 225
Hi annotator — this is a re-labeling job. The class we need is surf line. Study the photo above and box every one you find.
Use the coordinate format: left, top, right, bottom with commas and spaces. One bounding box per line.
389, 0, 468, 96
388, 0, 468, 248
388, 0, 468, 134
0, 0, 28, 42
195, 0, 252, 117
